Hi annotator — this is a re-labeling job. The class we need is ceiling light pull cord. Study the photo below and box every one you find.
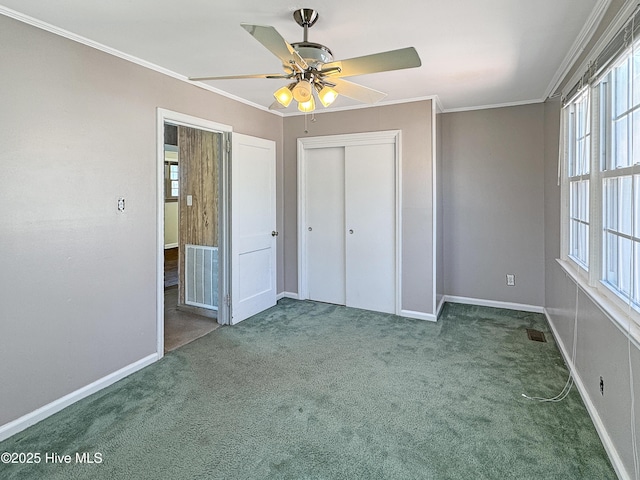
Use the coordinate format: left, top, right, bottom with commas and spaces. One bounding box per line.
522, 282, 578, 403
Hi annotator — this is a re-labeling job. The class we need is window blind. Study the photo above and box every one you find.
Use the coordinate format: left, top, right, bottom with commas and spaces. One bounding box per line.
565, 6, 640, 104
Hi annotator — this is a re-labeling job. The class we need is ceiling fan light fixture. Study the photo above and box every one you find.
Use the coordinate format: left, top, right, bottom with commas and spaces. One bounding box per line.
274, 84, 294, 107
317, 85, 338, 107
298, 96, 315, 113
292, 80, 313, 102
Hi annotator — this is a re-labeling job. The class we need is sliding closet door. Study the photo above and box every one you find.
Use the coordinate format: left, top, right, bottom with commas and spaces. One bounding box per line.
306, 147, 346, 305
301, 133, 398, 315
345, 144, 396, 314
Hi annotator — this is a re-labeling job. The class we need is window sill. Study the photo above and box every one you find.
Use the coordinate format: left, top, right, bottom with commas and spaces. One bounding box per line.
556, 258, 640, 349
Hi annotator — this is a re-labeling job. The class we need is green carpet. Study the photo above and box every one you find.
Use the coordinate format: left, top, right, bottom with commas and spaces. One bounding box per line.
0, 300, 615, 479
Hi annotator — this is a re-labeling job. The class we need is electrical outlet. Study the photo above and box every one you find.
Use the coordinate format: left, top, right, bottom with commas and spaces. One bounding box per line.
117, 197, 125, 213
600, 376, 604, 396
506, 274, 515, 286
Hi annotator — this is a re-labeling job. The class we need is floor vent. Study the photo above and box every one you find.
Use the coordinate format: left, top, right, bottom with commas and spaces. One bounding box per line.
526, 329, 546, 342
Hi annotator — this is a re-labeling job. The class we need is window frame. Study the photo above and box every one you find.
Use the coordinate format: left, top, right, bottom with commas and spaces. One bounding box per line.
561, 40, 640, 338
165, 161, 179, 201
164, 146, 179, 202
563, 89, 592, 272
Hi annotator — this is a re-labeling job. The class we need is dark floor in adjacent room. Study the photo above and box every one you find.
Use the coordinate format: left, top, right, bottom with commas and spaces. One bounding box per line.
0, 301, 616, 480
164, 286, 219, 352
164, 247, 179, 289
163, 247, 219, 352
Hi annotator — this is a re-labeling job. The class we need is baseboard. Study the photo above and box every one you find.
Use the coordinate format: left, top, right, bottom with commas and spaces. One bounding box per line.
444, 295, 544, 313
0, 353, 158, 443
277, 291, 300, 301
164, 243, 178, 249
544, 309, 630, 480
400, 309, 437, 322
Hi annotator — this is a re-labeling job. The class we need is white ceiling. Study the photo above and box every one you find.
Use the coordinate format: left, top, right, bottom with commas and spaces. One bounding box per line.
0, 0, 605, 113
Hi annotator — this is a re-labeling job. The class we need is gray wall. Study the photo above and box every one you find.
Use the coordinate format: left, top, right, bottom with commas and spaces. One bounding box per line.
0, 15, 283, 426
441, 104, 546, 307
282, 101, 434, 315
544, 89, 640, 479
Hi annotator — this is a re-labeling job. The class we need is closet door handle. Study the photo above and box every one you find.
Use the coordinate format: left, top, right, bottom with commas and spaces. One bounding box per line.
271, 231, 279, 237
349, 229, 354, 234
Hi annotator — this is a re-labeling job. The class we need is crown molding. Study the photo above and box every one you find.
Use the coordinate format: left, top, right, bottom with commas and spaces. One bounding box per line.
279, 95, 443, 117
0, 6, 282, 116
442, 97, 545, 114
556, 0, 639, 99
544, 0, 612, 100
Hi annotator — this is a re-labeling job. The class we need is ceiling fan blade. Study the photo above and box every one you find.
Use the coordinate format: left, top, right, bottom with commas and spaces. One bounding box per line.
241, 24, 308, 70
331, 78, 387, 104
189, 73, 291, 81
322, 47, 421, 78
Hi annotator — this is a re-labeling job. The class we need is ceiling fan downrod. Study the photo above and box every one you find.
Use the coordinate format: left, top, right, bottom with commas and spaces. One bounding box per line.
293, 8, 319, 43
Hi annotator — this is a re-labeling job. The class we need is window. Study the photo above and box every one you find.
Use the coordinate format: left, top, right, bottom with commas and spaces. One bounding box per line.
566, 91, 591, 269
562, 39, 640, 318
165, 162, 179, 201
598, 48, 640, 309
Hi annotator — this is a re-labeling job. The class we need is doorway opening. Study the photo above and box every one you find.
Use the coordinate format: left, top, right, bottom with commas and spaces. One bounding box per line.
157, 110, 232, 357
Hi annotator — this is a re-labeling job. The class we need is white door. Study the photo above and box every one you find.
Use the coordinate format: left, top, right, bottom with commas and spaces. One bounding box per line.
345, 144, 396, 313
231, 133, 277, 324
302, 137, 397, 314
306, 147, 346, 304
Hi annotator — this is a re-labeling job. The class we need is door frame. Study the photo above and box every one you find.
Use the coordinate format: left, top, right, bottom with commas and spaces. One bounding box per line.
156, 108, 232, 359
297, 130, 402, 315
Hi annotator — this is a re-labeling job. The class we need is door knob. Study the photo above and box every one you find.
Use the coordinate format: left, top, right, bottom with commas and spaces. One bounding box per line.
271, 231, 279, 237
349, 229, 354, 234
308, 227, 312, 231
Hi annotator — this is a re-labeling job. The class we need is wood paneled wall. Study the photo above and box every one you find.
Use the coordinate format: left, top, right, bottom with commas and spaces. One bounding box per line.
177, 126, 220, 304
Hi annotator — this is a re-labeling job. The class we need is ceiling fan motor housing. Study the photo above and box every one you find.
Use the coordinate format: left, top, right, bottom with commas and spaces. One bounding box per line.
291, 42, 333, 67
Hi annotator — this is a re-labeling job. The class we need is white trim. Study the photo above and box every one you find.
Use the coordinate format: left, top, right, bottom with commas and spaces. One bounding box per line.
442, 97, 545, 114
159, 109, 232, 134
297, 130, 402, 315
443, 295, 544, 314
400, 309, 437, 322
544, 308, 631, 480
545, 0, 612, 100
164, 243, 178, 249
276, 291, 300, 301
561, 0, 640, 100
432, 98, 438, 317
0, 353, 157, 442
433, 95, 445, 114
156, 109, 233, 355
281, 95, 442, 117
0, 6, 279, 116
297, 130, 402, 149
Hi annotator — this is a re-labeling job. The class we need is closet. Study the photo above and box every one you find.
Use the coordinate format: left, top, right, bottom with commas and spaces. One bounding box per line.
299, 132, 399, 315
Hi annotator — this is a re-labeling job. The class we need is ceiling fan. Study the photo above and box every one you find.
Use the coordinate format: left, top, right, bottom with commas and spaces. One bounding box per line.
189, 8, 422, 112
